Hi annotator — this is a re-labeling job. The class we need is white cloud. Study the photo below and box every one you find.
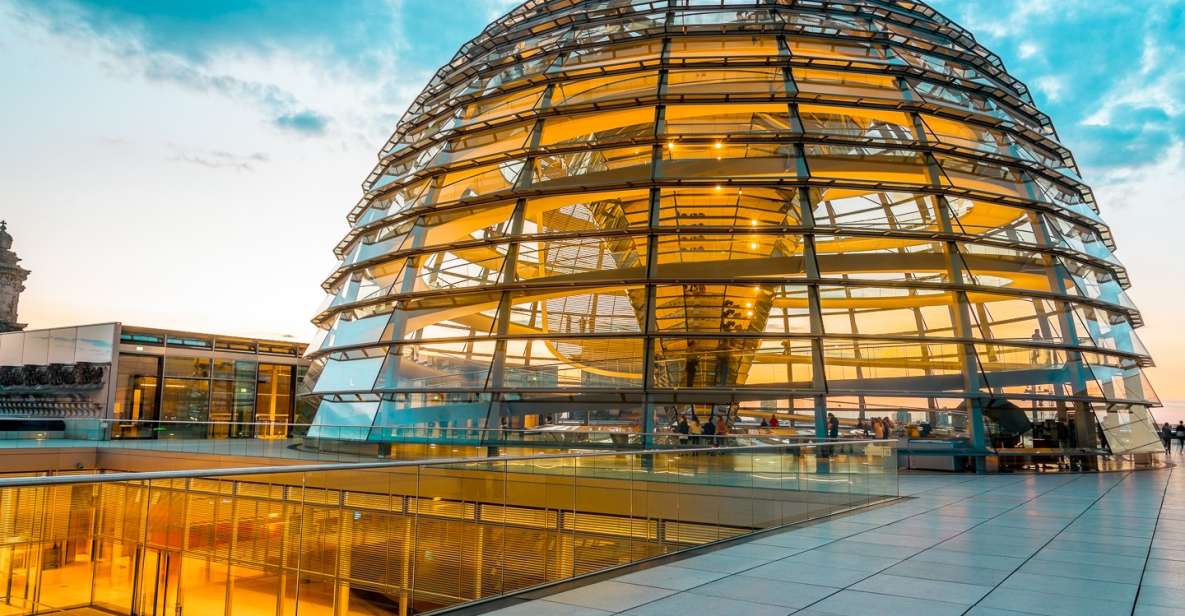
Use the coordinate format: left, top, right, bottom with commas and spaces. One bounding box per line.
1018, 41, 1040, 59
1033, 75, 1064, 102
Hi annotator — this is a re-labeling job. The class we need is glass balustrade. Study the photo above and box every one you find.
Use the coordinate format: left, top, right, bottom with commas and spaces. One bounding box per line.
0, 440, 896, 615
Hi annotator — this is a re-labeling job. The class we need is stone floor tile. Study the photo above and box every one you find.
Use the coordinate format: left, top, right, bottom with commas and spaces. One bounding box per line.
618, 591, 794, 616
851, 572, 994, 605
615, 564, 730, 591
807, 589, 968, 616
546, 581, 677, 612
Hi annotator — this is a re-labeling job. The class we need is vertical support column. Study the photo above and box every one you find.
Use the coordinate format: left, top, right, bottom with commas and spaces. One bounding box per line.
936, 193, 989, 470
909, 106, 989, 471
642, 56, 668, 446
1029, 211, 1098, 454
785, 59, 827, 438
796, 182, 827, 440
642, 188, 661, 446
485, 198, 527, 438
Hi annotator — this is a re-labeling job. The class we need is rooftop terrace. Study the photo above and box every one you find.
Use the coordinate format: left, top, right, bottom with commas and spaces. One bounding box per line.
478, 466, 1185, 616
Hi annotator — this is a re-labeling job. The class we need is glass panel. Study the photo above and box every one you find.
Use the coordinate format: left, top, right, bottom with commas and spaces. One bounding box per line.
654, 233, 805, 279
539, 107, 655, 147
530, 146, 651, 189
113, 354, 160, 430
525, 189, 650, 233
308, 400, 380, 440
666, 67, 788, 98
658, 185, 800, 228
516, 235, 647, 282
510, 287, 646, 336
663, 103, 791, 137
431, 160, 524, 205
161, 378, 211, 435
164, 356, 211, 379
668, 36, 781, 60
550, 73, 660, 107
811, 189, 941, 232
801, 104, 914, 143
823, 339, 964, 393
437, 122, 533, 166
503, 338, 643, 389
793, 68, 904, 102
806, 144, 930, 184
312, 356, 384, 393
659, 141, 795, 180
551, 38, 663, 74
256, 364, 294, 435
457, 85, 545, 128
374, 344, 491, 390
652, 337, 814, 389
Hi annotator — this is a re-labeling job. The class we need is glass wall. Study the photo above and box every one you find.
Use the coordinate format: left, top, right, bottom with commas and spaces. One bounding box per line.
0, 441, 897, 615
112, 348, 300, 440
112, 354, 160, 438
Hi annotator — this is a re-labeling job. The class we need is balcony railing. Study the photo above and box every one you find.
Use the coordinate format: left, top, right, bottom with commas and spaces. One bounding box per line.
0, 440, 896, 615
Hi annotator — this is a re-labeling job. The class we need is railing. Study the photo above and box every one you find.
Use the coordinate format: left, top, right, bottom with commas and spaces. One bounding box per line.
0, 440, 896, 615
13, 418, 862, 463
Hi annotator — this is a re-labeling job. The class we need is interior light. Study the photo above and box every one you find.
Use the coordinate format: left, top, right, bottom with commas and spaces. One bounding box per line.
714, 142, 722, 149
715, 184, 722, 191
750, 219, 758, 226
746, 310, 754, 317
750, 242, 758, 249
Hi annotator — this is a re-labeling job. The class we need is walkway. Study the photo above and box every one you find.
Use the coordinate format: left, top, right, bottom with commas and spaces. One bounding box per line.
484, 468, 1185, 616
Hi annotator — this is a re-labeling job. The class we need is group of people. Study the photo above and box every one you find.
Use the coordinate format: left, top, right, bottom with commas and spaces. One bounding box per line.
857, 416, 896, 439
1161, 421, 1185, 453
674, 413, 730, 443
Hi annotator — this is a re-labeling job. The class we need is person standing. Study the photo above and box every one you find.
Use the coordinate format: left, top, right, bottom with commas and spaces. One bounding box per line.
676, 415, 690, 445
1175, 421, 1185, 453
827, 413, 840, 439
769, 414, 779, 428
689, 414, 703, 445
702, 413, 717, 443
1162, 422, 1174, 453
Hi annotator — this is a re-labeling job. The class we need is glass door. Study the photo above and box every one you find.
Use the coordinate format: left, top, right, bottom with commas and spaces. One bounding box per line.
132, 548, 178, 616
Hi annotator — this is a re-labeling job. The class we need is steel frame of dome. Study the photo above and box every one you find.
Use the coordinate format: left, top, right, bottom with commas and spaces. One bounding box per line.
303, 0, 1162, 456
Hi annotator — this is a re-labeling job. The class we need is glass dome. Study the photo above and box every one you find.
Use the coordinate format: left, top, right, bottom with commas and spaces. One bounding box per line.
304, 0, 1161, 454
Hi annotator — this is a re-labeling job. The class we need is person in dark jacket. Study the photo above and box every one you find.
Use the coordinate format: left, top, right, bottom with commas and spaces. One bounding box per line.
676, 416, 690, 445
1175, 421, 1185, 453
1162, 422, 1174, 453
827, 413, 840, 439
702, 414, 717, 442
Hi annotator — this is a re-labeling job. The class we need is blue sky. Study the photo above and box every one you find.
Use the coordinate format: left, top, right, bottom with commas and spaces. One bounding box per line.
1, 0, 1182, 401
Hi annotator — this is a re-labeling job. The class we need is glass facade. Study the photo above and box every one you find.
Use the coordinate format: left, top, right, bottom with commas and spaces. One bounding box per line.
306, 0, 1160, 455
112, 327, 305, 440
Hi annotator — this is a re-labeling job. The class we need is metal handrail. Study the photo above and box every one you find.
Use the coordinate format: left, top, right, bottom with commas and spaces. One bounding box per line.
0, 438, 895, 488
94, 418, 843, 439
